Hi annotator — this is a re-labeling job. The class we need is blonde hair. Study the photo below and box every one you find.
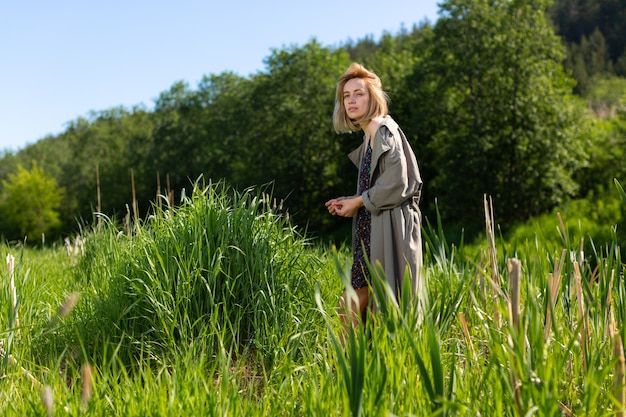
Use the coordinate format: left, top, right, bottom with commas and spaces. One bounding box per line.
333, 63, 389, 133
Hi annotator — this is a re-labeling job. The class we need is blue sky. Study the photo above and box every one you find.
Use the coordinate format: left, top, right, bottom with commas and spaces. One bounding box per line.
0, 1, 439, 152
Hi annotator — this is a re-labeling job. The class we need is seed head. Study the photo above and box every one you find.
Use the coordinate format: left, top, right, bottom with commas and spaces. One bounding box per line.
41, 385, 54, 417
58, 292, 80, 318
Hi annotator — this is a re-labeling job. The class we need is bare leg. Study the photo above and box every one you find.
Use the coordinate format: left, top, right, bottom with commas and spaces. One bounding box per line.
338, 287, 370, 344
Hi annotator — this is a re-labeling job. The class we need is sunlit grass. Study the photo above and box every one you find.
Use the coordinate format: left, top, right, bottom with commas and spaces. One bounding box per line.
1, 181, 625, 415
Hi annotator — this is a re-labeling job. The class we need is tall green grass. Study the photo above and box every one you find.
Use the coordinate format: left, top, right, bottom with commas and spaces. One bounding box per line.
1, 181, 625, 415
69, 182, 333, 365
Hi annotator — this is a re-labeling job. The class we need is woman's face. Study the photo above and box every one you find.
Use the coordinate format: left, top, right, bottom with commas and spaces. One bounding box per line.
343, 78, 369, 121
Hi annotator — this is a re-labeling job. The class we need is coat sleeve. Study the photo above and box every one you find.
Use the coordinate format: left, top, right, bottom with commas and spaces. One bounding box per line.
362, 135, 419, 215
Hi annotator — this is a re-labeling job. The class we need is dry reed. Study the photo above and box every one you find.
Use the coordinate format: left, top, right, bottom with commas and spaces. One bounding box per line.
544, 249, 566, 342
573, 261, 588, 373
458, 312, 474, 356
81, 363, 93, 408
484, 194, 502, 327
507, 258, 523, 415
7, 254, 18, 329
41, 385, 54, 417
614, 334, 625, 416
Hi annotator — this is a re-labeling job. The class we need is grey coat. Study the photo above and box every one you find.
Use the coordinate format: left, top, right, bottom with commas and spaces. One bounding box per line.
348, 116, 424, 301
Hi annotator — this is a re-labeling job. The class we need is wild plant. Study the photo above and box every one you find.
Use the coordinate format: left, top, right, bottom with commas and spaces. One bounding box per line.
72, 181, 327, 368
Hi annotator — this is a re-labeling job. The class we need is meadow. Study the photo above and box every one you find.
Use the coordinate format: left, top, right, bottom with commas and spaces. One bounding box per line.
1, 181, 625, 416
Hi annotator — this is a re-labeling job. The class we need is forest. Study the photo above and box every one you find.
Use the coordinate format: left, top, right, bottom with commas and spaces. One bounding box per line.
1, 0, 626, 245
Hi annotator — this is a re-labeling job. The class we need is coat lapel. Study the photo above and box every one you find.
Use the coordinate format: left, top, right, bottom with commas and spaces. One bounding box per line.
347, 116, 394, 172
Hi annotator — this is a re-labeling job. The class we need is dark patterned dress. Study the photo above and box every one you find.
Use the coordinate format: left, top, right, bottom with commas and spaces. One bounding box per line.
351, 141, 373, 289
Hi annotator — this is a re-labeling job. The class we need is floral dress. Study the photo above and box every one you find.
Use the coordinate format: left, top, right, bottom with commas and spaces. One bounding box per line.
351, 141, 372, 289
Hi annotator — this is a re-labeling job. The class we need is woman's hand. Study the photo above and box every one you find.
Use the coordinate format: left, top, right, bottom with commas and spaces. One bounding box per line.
325, 196, 363, 218
325, 197, 345, 216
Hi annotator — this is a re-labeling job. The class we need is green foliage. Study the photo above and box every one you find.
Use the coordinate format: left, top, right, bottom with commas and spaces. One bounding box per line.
10, 107, 155, 235
413, 0, 588, 236
566, 28, 612, 95
0, 151, 18, 184
193, 72, 254, 185
71, 182, 325, 364
550, 0, 626, 77
506, 192, 623, 256
575, 93, 626, 198
584, 74, 626, 116
61, 107, 154, 223
148, 81, 212, 194
342, 34, 379, 63
239, 42, 352, 233
0, 163, 64, 243
364, 25, 432, 119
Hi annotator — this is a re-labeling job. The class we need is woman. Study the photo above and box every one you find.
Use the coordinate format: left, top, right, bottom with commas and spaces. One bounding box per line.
325, 63, 423, 330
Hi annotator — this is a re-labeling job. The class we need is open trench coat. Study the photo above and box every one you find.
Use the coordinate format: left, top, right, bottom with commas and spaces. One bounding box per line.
347, 115, 424, 302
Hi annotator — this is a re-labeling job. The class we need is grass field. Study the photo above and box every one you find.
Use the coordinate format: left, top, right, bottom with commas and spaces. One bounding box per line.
1, 182, 625, 416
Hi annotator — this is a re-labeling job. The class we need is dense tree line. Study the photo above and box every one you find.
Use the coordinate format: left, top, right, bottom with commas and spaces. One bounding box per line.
549, 0, 626, 94
1, 0, 626, 244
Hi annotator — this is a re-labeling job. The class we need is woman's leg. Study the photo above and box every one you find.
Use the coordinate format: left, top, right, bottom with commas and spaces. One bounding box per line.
338, 287, 370, 343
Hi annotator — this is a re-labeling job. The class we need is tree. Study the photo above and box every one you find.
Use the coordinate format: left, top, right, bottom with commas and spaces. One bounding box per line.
192, 71, 254, 187
148, 82, 204, 196
236, 41, 352, 233
566, 28, 612, 94
578, 81, 626, 192
49, 107, 154, 226
549, 0, 626, 65
0, 150, 18, 185
0, 163, 64, 243
365, 24, 437, 219
365, 25, 431, 117
343, 34, 379, 63
412, 0, 588, 235
549, 0, 626, 78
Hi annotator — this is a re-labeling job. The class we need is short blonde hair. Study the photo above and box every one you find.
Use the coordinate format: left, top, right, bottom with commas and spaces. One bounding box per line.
333, 63, 389, 133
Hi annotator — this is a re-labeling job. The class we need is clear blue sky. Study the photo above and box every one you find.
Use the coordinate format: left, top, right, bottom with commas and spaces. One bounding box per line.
0, 1, 439, 152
